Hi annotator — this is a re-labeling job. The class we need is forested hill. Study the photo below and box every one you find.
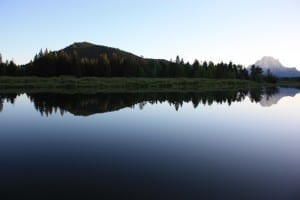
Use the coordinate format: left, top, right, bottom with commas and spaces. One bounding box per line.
63, 42, 142, 60
25, 42, 171, 77
0, 42, 266, 82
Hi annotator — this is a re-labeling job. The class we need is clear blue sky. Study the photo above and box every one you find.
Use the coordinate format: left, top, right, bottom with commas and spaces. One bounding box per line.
1, 0, 299, 68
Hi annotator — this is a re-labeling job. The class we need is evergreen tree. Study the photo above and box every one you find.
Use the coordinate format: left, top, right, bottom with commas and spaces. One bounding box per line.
175, 56, 180, 64
99, 53, 111, 77
192, 59, 201, 77
6, 61, 18, 76
250, 65, 263, 82
264, 69, 278, 83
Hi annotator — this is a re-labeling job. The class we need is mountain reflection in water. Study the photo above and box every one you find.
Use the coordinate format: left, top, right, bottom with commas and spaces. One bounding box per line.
0, 87, 299, 116
1, 87, 300, 199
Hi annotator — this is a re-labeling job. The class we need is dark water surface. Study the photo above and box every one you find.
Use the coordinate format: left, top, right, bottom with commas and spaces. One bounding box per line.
1, 88, 300, 199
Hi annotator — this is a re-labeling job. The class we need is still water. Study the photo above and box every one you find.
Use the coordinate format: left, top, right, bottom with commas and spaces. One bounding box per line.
0, 88, 300, 199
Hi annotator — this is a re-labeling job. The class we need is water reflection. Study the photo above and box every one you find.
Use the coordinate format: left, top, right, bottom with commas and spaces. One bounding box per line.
0, 87, 299, 116
260, 87, 300, 107
0, 93, 18, 112
1, 87, 300, 199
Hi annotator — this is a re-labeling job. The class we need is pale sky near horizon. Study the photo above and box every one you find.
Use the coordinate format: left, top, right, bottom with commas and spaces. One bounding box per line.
0, 0, 299, 68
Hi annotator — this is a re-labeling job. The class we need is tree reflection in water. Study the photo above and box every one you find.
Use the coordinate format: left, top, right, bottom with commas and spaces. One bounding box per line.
0, 87, 289, 116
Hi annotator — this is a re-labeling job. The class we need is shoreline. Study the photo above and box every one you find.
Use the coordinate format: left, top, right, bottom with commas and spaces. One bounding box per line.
0, 76, 298, 93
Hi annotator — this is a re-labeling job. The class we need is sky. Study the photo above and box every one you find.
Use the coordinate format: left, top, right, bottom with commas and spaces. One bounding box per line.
0, 0, 300, 68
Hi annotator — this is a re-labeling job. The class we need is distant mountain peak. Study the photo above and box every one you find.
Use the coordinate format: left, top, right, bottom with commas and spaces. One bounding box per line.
255, 56, 284, 69
251, 56, 300, 78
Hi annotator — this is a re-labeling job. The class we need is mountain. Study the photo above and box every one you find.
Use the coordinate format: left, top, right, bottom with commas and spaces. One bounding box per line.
252, 56, 300, 78
62, 42, 169, 64
27, 42, 172, 77
63, 42, 141, 60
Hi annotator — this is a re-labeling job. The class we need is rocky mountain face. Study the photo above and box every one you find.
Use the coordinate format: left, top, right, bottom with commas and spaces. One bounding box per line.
252, 56, 300, 78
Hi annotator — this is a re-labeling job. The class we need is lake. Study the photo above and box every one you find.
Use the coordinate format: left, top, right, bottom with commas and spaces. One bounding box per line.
1, 87, 300, 199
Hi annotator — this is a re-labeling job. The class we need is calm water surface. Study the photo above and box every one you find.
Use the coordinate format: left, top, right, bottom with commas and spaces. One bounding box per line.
0, 88, 300, 199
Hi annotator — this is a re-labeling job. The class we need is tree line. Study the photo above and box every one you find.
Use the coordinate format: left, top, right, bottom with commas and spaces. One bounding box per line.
0, 53, 19, 76
0, 51, 277, 82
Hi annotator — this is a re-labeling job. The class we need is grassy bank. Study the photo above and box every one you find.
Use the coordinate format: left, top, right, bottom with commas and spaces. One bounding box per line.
277, 79, 300, 89
0, 76, 290, 93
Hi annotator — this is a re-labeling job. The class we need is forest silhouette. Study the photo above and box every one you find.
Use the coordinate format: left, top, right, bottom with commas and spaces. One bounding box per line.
0, 42, 277, 82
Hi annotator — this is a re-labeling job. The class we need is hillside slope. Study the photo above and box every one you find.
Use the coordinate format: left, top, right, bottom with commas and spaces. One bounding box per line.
62, 42, 142, 60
